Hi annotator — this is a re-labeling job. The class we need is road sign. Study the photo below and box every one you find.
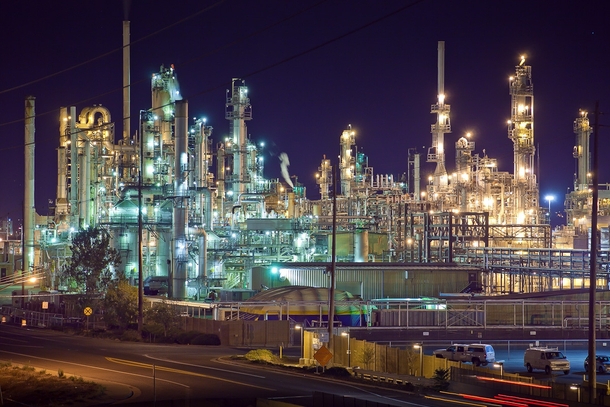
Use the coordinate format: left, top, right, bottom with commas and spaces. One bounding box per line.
314, 345, 333, 367
83, 307, 93, 316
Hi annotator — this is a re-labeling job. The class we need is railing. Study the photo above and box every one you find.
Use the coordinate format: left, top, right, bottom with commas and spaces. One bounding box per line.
456, 247, 610, 273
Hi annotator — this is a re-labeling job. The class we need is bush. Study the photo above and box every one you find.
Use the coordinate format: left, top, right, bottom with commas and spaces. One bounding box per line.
432, 368, 450, 390
120, 329, 142, 342
244, 349, 279, 364
175, 331, 200, 344
190, 334, 221, 346
322, 366, 351, 377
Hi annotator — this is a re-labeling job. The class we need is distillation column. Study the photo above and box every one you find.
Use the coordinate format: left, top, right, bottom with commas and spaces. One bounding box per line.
339, 127, 355, 196
317, 156, 332, 200
150, 65, 181, 280
151, 65, 181, 184
455, 135, 475, 212
172, 100, 189, 299
56, 108, 70, 220
507, 56, 537, 224
69, 106, 79, 227
566, 110, 593, 229
226, 78, 252, 200
573, 110, 591, 193
194, 119, 213, 288
408, 148, 421, 199
428, 41, 451, 192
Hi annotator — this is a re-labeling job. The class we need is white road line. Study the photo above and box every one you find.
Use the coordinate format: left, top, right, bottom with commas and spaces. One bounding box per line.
0, 349, 189, 388
144, 354, 266, 378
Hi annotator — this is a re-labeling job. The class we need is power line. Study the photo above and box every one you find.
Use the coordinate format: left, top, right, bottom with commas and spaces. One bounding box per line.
0, 0, 330, 132
0, 0, 228, 98
0, 0, 426, 146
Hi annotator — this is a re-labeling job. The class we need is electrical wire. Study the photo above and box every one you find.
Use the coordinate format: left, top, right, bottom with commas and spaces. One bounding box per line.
0, 0, 427, 146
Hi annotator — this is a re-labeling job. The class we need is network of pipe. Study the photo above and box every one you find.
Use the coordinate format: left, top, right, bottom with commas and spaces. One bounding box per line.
25, 40, 595, 299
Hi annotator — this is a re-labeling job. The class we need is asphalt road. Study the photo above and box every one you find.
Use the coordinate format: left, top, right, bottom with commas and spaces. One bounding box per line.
0, 324, 456, 406
416, 340, 610, 386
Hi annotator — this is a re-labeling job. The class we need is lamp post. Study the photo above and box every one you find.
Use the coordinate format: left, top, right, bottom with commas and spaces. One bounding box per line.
414, 343, 423, 377
545, 195, 555, 248
570, 384, 581, 403
296, 324, 304, 360
494, 362, 504, 378
545, 195, 554, 221
341, 330, 351, 367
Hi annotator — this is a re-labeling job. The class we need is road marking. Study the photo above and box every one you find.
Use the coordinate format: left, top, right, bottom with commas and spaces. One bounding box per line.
0, 335, 40, 345
0, 349, 187, 388
144, 354, 266, 378
107, 357, 275, 390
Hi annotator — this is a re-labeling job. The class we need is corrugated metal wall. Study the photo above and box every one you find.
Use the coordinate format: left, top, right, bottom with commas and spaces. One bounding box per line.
252, 266, 472, 299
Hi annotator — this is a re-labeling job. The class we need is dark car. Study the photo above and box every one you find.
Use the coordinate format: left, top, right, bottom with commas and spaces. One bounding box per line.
584, 355, 610, 374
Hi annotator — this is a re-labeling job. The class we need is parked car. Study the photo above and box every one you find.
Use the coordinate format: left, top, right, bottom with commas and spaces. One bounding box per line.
143, 276, 169, 295
433, 343, 495, 366
433, 344, 470, 361
584, 355, 610, 374
524, 347, 570, 375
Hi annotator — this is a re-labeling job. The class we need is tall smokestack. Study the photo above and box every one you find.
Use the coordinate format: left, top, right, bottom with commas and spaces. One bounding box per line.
123, 21, 130, 141
438, 41, 445, 97
24, 96, 35, 273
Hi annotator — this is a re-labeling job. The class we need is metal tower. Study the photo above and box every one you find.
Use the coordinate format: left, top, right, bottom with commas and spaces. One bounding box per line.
508, 55, 538, 224
428, 41, 451, 192
225, 78, 252, 199
573, 110, 592, 193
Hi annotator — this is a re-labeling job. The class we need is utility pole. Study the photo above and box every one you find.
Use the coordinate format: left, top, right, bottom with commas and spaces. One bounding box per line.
588, 101, 600, 403
137, 112, 144, 334
20, 215, 24, 309
328, 165, 337, 353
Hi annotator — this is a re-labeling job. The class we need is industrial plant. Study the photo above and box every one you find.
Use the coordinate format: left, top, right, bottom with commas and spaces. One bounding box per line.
8, 28, 609, 302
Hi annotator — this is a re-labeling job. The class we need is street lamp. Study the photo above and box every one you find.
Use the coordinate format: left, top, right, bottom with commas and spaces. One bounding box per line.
545, 195, 554, 219
570, 384, 581, 403
545, 195, 555, 248
341, 330, 351, 367
494, 362, 504, 378
295, 324, 304, 360
414, 343, 423, 377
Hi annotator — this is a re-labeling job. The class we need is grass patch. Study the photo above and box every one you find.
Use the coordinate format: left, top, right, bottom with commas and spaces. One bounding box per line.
0, 364, 105, 406
244, 349, 280, 364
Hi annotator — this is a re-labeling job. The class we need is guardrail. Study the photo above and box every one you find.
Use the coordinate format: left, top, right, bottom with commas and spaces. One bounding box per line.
351, 368, 434, 387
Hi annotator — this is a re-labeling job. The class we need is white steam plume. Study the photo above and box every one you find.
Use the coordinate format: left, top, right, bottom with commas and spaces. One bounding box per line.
279, 152, 294, 188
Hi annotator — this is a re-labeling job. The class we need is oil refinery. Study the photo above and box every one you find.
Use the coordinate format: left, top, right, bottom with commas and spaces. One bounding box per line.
10, 30, 610, 301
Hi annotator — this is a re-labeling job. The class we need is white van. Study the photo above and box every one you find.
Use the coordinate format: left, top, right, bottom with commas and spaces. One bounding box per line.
524, 347, 570, 375
433, 343, 495, 366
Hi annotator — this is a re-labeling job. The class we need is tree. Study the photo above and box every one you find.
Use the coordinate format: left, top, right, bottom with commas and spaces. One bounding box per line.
143, 300, 181, 338
62, 227, 122, 294
432, 368, 450, 390
103, 278, 138, 329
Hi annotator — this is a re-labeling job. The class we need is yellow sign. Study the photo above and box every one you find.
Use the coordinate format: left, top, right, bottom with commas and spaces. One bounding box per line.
83, 307, 93, 316
314, 345, 333, 367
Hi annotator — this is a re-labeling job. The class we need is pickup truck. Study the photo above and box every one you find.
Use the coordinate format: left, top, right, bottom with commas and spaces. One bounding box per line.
432, 344, 470, 361
433, 343, 496, 366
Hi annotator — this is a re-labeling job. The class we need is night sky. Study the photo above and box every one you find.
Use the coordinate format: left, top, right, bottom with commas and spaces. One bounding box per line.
1, 0, 609, 228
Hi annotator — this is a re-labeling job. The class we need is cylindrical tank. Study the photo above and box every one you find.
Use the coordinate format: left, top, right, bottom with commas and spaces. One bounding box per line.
354, 229, 369, 262
287, 192, 295, 218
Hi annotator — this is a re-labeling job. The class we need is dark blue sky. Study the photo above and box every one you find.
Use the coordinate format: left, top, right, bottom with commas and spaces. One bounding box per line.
0, 0, 608, 226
